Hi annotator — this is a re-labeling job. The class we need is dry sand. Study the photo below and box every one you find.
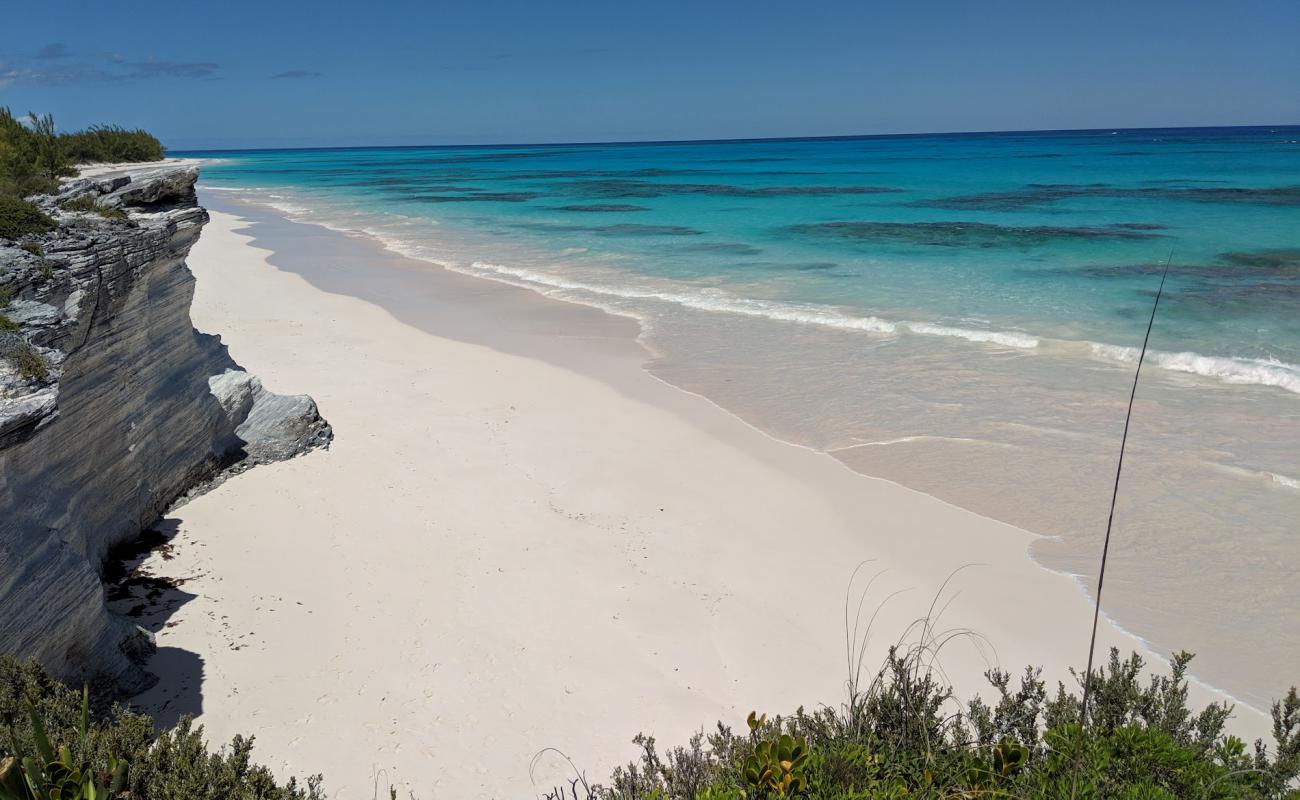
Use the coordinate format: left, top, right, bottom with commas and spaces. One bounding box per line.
128, 199, 1268, 798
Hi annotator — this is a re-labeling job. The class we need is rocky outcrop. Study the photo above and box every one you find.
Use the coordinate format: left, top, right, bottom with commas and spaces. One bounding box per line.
0, 165, 330, 693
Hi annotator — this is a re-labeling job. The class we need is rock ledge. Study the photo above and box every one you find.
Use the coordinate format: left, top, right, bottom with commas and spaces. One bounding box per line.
0, 164, 331, 693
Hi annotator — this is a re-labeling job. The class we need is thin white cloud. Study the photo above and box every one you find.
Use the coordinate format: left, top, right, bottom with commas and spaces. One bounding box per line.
122, 59, 220, 79
33, 43, 71, 60
0, 54, 220, 86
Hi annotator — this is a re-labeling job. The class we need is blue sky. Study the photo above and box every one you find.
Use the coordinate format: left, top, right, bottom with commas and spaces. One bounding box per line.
1, 0, 1296, 150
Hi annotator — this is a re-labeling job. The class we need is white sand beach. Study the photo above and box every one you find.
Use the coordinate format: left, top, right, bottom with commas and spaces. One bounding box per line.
128, 200, 1270, 798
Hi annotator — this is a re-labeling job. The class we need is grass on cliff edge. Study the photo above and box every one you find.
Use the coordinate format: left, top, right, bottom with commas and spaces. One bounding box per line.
3, 645, 1297, 799
57, 194, 129, 221
0, 107, 163, 240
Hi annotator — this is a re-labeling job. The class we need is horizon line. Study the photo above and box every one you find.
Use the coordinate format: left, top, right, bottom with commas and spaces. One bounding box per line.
168, 122, 1300, 155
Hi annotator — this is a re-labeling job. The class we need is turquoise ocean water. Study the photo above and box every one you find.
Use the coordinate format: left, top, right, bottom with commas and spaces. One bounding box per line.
182, 127, 1299, 709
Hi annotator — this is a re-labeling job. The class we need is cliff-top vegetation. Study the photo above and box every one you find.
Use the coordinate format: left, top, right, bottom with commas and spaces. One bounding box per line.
0, 108, 164, 239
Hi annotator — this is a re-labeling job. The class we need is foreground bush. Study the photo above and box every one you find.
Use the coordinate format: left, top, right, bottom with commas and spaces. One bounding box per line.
562, 648, 1299, 799
3, 644, 1296, 799
0, 657, 323, 800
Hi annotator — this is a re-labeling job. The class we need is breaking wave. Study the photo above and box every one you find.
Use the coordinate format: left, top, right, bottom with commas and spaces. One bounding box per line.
1089, 344, 1300, 395
463, 261, 899, 333
904, 322, 1039, 349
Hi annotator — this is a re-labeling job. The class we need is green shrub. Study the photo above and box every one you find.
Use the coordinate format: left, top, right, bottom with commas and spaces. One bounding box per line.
0, 107, 163, 213
0, 657, 324, 800
0, 285, 12, 307
0, 196, 54, 240
60, 127, 165, 164
0, 315, 17, 332
0, 110, 58, 198
9, 343, 48, 381
573, 648, 1300, 800
26, 113, 71, 183
0, 686, 127, 799
16, 242, 42, 257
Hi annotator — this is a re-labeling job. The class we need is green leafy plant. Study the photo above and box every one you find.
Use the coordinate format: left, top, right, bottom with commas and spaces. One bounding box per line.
1, 657, 324, 800
0, 688, 125, 800
741, 713, 811, 797
990, 737, 1029, 777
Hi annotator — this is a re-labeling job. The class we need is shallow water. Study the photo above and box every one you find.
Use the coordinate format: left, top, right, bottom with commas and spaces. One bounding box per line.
182, 127, 1300, 710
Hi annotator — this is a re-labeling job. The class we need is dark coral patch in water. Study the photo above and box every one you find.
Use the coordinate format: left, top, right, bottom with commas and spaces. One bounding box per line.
383, 151, 571, 166
501, 168, 724, 181
566, 180, 900, 199
550, 204, 651, 212
1063, 248, 1300, 317
675, 242, 764, 255
1133, 185, 1300, 205
1074, 249, 1300, 281
788, 221, 1165, 248
1166, 281, 1300, 318
513, 222, 704, 236
368, 181, 484, 192
401, 192, 541, 202
1142, 178, 1228, 185
1218, 248, 1300, 274
914, 183, 1300, 210
744, 260, 842, 271
1107, 223, 1169, 231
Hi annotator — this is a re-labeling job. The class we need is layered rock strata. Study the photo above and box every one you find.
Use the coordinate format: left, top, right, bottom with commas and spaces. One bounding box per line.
0, 165, 330, 692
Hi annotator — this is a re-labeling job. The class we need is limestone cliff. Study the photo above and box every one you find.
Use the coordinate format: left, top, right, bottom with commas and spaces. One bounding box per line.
0, 164, 330, 693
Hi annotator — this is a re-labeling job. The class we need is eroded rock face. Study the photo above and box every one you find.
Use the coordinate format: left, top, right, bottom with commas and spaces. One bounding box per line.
0, 165, 330, 693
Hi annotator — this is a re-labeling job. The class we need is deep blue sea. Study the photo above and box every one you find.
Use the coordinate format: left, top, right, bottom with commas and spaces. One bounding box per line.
182, 127, 1300, 709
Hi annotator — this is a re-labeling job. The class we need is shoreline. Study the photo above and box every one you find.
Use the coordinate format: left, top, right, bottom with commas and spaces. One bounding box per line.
129, 194, 1271, 797
194, 176, 1300, 712
204, 191, 1283, 717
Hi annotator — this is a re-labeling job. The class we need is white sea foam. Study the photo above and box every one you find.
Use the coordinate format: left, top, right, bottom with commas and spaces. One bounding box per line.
465, 261, 899, 333
1090, 343, 1300, 395
1270, 472, 1300, 490
830, 435, 1002, 451
904, 322, 1040, 349
1204, 461, 1300, 492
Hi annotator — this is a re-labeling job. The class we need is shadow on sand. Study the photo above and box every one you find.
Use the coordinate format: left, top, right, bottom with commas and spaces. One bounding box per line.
103, 518, 206, 727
